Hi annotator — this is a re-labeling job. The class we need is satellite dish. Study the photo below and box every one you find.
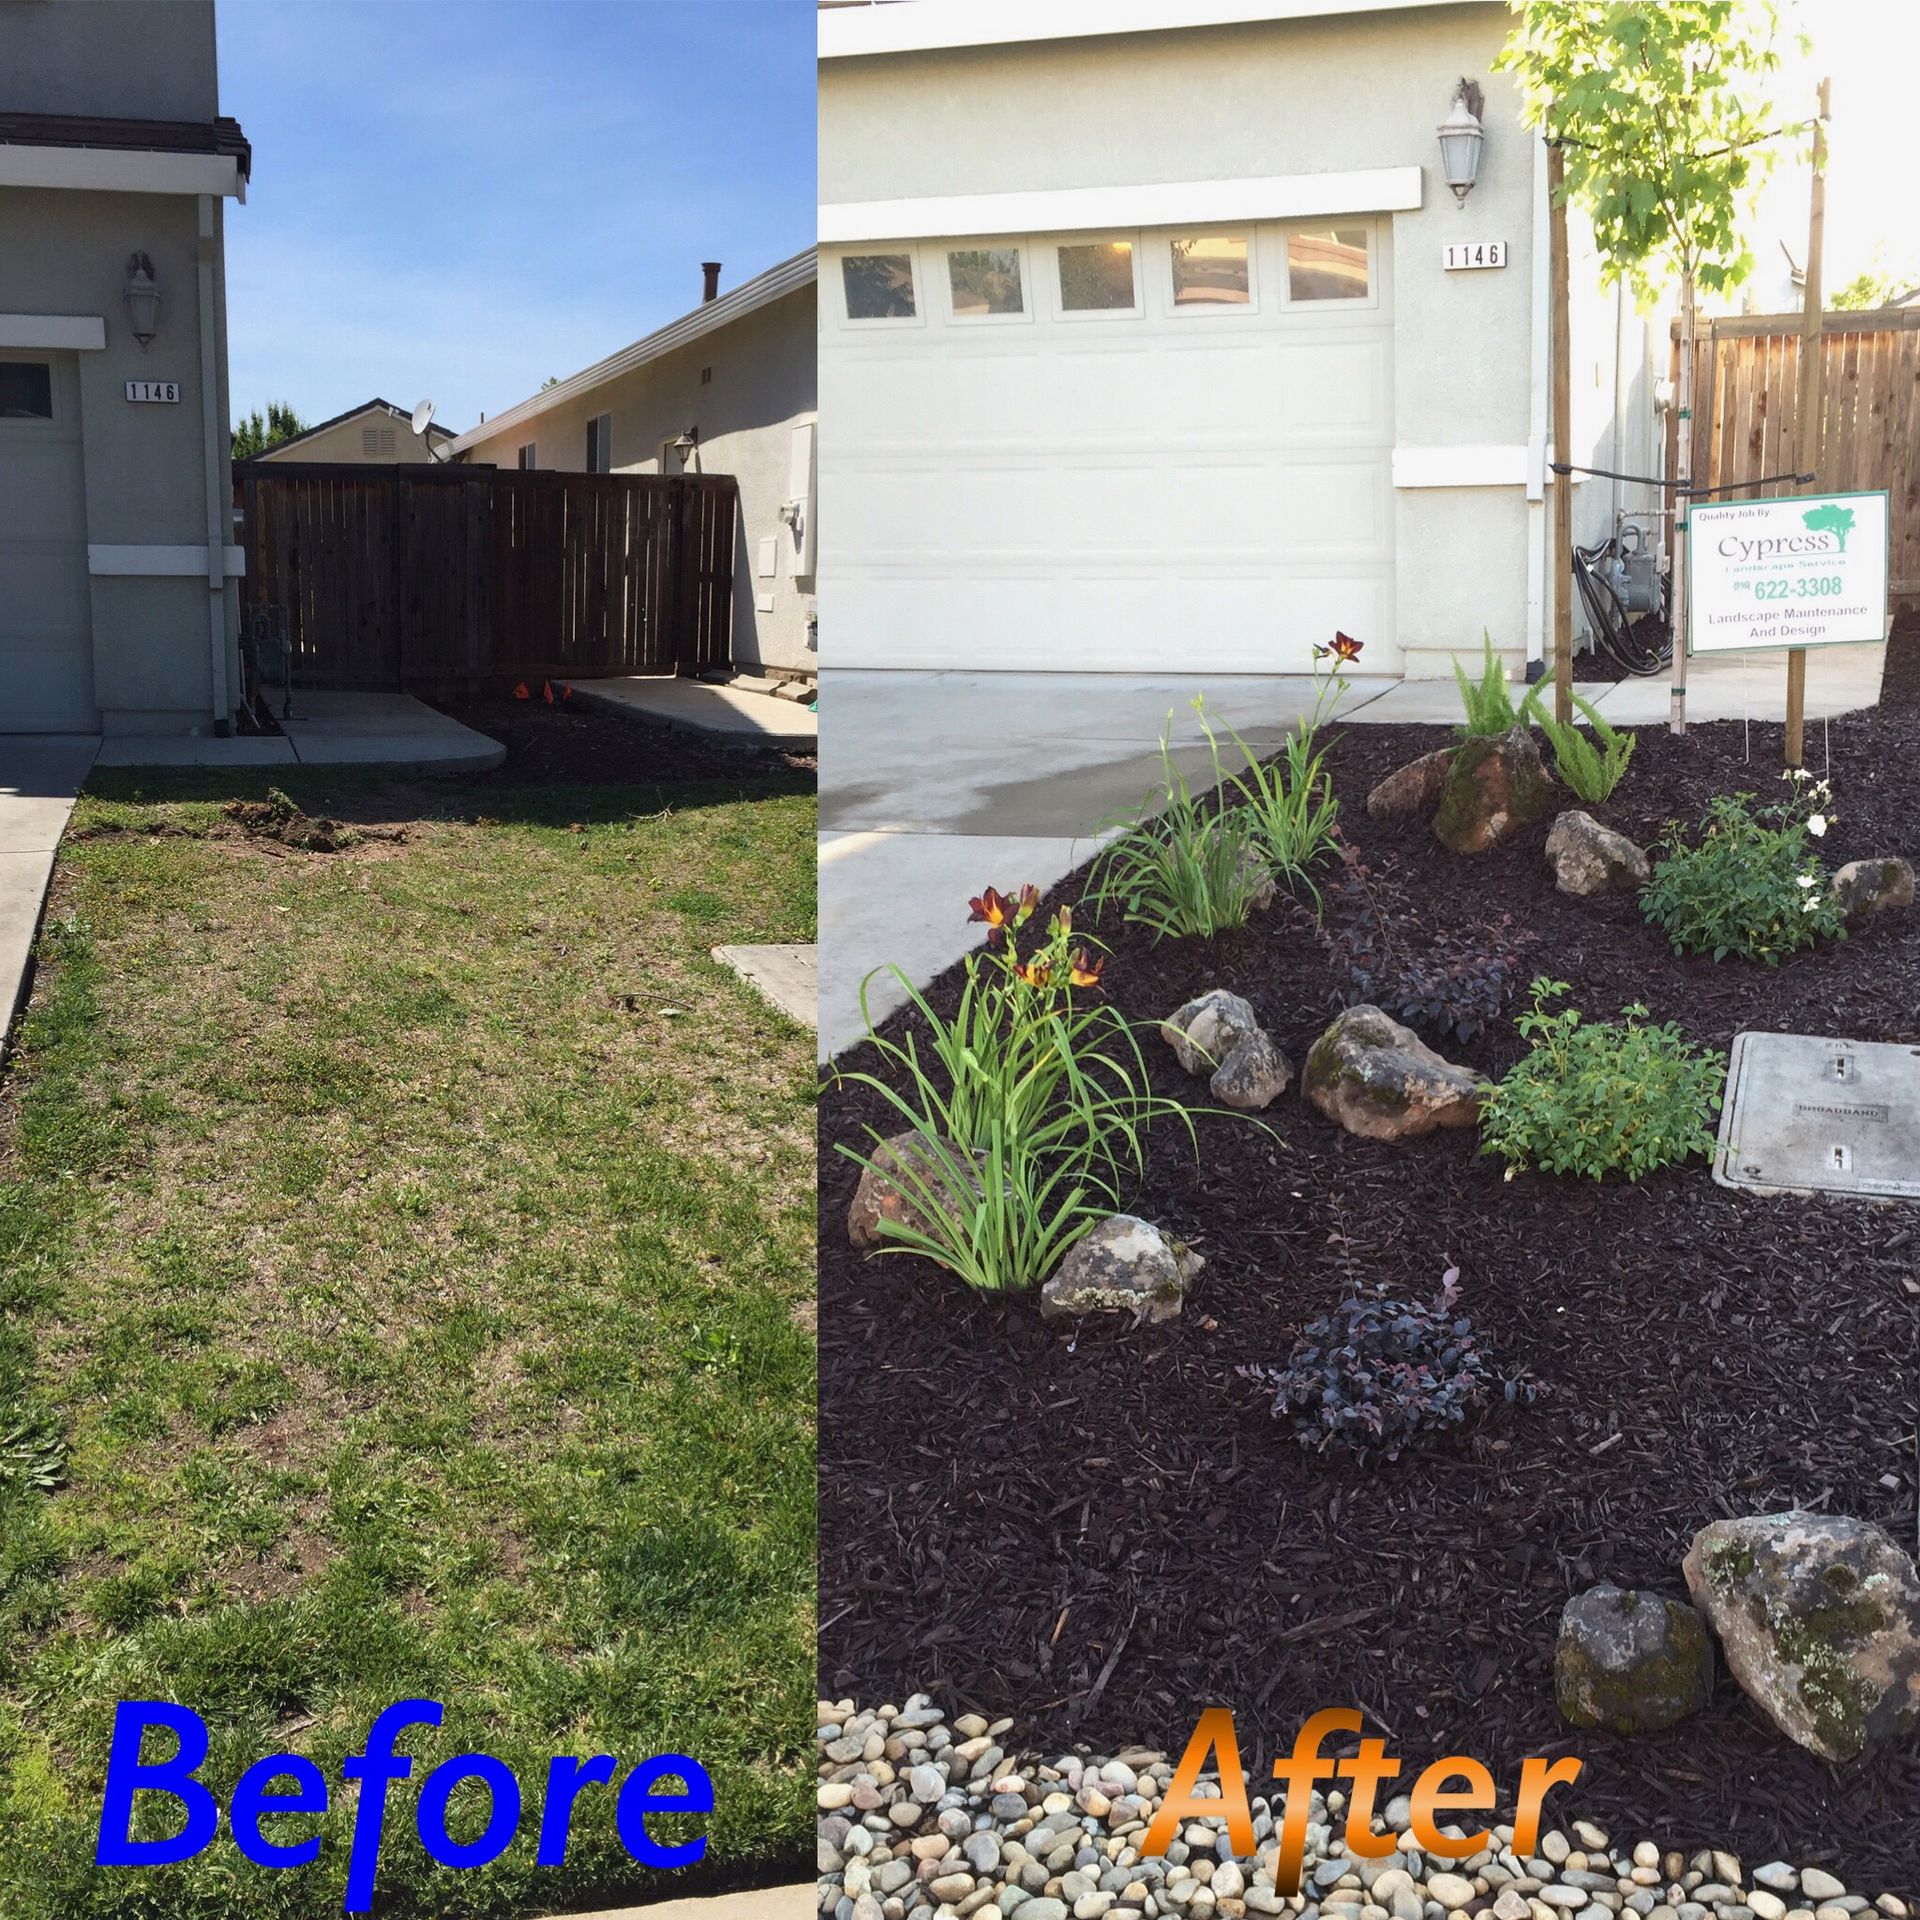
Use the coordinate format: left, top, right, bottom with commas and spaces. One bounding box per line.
410, 398, 436, 437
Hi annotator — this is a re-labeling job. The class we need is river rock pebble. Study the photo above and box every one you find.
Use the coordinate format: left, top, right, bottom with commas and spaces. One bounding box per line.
816, 1696, 1900, 1920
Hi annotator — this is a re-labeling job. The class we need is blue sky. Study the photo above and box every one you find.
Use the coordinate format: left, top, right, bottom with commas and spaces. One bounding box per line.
218, 0, 814, 437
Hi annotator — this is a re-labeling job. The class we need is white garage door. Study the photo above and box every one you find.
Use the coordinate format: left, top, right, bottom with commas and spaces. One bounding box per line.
822, 219, 1397, 674
0, 353, 96, 732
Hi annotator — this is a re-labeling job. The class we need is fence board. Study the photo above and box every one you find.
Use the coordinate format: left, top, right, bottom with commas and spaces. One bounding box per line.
1671, 309, 1920, 600
234, 464, 740, 688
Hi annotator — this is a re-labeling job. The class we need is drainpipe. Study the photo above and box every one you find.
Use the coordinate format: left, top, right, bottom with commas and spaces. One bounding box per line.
1522, 133, 1551, 676
196, 193, 231, 732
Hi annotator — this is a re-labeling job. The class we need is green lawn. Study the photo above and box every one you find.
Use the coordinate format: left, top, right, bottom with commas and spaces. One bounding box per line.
0, 763, 816, 1916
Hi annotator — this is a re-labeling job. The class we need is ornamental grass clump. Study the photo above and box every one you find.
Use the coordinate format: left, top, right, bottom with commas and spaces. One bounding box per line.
1521, 683, 1635, 804
1087, 699, 1271, 939
1479, 978, 1725, 1181
1238, 1266, 1514, 1463
836, 886, 1198, 1292
1640, 775, 1845, 963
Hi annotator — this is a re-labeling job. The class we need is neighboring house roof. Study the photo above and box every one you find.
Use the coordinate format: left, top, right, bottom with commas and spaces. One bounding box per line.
818, 0, 1482, 58
445, 249, 817, 458
0, 110, 251, 179
251, 398, 459, 459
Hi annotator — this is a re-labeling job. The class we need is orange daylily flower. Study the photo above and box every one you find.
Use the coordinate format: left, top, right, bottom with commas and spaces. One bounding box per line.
1067, 948, 1105, 989
1013, 955, 1054, 988
1016, 884, 1041, 923
968, 886, 1017, 945
1313, 631, 1365, 663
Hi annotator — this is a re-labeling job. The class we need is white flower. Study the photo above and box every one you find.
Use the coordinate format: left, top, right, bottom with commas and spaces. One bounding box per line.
1787, 766, 1810, 782
1797, 874, 1816, 889
1803, 896, 1822, 913
1808, 814, 1828, 837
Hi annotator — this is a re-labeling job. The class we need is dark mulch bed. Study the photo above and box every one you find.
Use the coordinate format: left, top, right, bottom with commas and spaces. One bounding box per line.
428, 693, 815, 785
820, 616, 1920, 1892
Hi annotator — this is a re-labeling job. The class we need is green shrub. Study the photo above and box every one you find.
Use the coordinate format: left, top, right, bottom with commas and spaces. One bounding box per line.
1452, 630, 1522, 737
836, 890, 1197, 1291
1088, 701, 1271, 938
1640, 782, 1846, 963
1480, 979, 1725, 1180
1521, 683, 1635, 803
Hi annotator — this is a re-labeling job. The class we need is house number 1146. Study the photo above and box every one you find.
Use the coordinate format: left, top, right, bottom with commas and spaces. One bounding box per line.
1443, 241, 1507, 271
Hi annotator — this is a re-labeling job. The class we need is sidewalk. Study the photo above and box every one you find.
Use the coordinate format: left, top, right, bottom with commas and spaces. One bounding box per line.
551, 1886, 812, 1919
91, 691, 505, 772
819, 647, 1888, 1058
0, 736, 99, 1043
574, 675, 817, 746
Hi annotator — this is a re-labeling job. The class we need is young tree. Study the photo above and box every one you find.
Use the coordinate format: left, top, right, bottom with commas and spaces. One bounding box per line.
1497, 1, 1806, 731
231, 400, 309, 460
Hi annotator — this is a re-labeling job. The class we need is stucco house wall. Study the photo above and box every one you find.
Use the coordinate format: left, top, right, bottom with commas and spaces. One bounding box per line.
819, 0, 1657, 677
0, 0, 243, 735
453, 272, 818, 676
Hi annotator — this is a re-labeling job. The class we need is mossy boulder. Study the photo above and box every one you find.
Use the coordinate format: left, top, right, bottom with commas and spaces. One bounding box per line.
847, 1132, 987, 1254
1433, 725, 1556, 855
1555, 1584, 1714, 1734
1830, 856, 1915, 922
1302, 1004, 1484, 1141
1683, 1511, 1920, 1762
1040, 1215, 1203, 1326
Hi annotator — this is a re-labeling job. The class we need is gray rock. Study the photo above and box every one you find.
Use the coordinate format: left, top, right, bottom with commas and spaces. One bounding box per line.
1683, 1511, 1920, 1761
1161, 988, 1263, 1077
1039, 1214, 1204, 1326
1546, 810, 1652, 896
1210, 1029, 1294, 1110
1555, 1584, 1714, 1733
1302, 1004, 1485, 1141
1367, 747, 1457, 823
1830, 857, 1915, 922
1434, 725, 1557, 855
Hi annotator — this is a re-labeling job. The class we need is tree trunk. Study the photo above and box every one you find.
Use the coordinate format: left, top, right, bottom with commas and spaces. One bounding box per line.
1669, 268, 1696, 734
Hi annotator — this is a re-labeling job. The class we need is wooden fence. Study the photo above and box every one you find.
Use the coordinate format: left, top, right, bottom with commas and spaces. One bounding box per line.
234, 464, 738, 689
1668, 307, 1920, 598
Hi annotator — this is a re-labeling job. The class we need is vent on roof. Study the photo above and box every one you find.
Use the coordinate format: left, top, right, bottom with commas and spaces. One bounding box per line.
363, 424, 396, 457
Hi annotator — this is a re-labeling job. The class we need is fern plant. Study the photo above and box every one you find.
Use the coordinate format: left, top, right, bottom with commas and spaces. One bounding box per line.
1521, 684, 1636, 803
1452, 630, 1522, 738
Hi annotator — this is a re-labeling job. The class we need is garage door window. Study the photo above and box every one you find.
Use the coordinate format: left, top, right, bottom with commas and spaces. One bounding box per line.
1057, 240, 1137, 314
1170, 237, 1251, 308
1287, 227, 1371, 302
843, 253, 918, 321
947, 248, 1024, 319
0, 363, 53, 420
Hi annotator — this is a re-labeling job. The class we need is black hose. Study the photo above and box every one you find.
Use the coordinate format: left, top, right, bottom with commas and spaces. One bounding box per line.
1572, 541, 1671, 677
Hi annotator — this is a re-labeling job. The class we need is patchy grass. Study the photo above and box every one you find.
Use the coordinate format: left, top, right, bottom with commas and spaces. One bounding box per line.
0, 764, 816, 1916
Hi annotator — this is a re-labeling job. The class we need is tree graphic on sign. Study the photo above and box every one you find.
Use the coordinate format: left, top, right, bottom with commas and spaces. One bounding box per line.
1803, 503, 1855, 550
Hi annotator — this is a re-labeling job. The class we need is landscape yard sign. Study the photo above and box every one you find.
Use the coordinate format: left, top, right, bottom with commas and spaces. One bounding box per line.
1687, 489, 1890, 655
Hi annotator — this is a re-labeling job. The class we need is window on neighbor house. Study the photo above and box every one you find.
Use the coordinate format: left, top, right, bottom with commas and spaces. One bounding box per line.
842, 252, 916, 320
1170, 236, 1251, 307
586, 412, 614, 472
1057, 240, 1136, 312
1287, 226, 1371, 301
517, 443, 537, 469
362, 422, 396, 456
0, 362, 54, 419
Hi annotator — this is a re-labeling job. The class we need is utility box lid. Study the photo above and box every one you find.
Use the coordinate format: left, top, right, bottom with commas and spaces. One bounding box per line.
1715, 1031, 1920, 1201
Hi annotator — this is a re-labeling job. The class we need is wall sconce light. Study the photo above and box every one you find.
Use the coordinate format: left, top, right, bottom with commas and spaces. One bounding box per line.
1438, 79, 1485, 206
123, 252, 161, 348
670, 427, 700, 472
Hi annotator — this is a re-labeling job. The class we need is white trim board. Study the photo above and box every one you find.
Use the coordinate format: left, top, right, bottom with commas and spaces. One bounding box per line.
820, 0, 1483, 57
0, 145, 244, 200
821, 168, 1423, 244
88, 545, 245, 579
0, 313, 105, 351
1392, 445, 1529, 489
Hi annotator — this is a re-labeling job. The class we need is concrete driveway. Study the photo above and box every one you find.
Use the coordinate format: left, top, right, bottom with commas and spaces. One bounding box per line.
0, 735, 99, 1043
817, 646, 1887, 1060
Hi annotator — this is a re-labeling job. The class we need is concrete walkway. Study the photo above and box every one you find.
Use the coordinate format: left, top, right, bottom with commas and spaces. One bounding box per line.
574, 675, 817, 746
818, 647, 1888, 1058
713, 943, 817, 1028
0, 736, 99, 1043
92, 692, 504, 772
548, 1886, 812, 1920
